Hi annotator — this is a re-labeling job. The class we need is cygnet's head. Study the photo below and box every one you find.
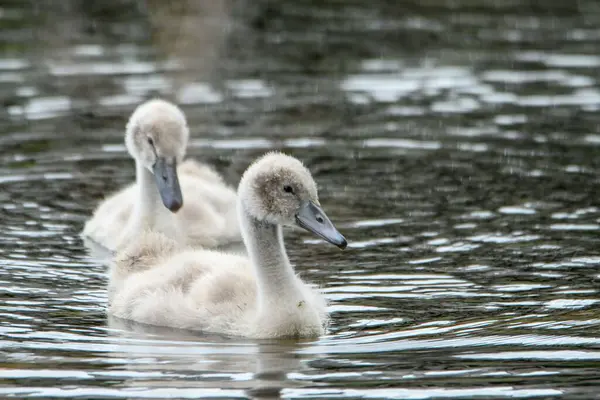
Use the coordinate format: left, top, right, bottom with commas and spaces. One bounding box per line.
125, 99, 189, 212
239, 152, 347, 249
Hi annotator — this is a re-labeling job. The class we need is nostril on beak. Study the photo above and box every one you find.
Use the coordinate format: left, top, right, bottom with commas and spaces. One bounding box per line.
316, 215, 324, 224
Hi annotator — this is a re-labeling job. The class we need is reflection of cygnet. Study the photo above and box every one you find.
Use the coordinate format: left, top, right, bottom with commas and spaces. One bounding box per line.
83, 99, 240, 251
107, 316, 307, 399
109, 153, 347, 338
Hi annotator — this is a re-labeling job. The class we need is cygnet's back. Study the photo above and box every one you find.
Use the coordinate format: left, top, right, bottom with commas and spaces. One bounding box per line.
82, 99, 241, 252
108, 152, 347, 338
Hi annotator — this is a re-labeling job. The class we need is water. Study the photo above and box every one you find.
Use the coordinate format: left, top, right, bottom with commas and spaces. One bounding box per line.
1, 0, 600, 398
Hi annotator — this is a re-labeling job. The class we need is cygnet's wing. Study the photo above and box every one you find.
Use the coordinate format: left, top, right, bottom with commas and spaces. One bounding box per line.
178, 159, 225, 185
176, 159, 242, 247
82, 183, 135, 250
109, 244, 255, 334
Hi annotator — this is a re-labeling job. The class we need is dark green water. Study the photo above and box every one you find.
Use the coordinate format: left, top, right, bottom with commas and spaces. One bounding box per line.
1, 1, 600, 398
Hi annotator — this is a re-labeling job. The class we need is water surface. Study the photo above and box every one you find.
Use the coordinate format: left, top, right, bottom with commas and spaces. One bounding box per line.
1, 0, 600, 398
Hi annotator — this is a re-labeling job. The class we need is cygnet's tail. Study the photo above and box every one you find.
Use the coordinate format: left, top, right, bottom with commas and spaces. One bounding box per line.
112, 230, 181, 277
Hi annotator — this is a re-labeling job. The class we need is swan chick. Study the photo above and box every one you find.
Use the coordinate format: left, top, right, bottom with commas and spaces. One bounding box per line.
83, 99, 240, 251
109, 152, 347, 338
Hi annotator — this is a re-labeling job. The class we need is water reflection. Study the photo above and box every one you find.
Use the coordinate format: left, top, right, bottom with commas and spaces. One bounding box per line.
101, 318, 300, 399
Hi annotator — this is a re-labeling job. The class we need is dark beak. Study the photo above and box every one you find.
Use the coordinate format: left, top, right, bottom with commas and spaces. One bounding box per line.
153, 158, 183, 212
295, 201, 347, 249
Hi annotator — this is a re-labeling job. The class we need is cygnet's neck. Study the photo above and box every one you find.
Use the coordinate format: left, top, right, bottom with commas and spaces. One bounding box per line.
133, 160, 170, 223
239, 202, 302, 308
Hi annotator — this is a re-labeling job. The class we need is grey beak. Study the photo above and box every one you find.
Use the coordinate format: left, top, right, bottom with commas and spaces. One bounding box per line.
295, 201, 347, 249
153, 158, 183, 212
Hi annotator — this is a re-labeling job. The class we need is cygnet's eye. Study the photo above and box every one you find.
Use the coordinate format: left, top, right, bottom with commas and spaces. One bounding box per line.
283, 185, 294, 194
147, 137, 154, 146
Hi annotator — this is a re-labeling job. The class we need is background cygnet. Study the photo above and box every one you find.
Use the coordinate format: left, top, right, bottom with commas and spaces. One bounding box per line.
108, 152, 347, 339
82, 99, 241, 253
